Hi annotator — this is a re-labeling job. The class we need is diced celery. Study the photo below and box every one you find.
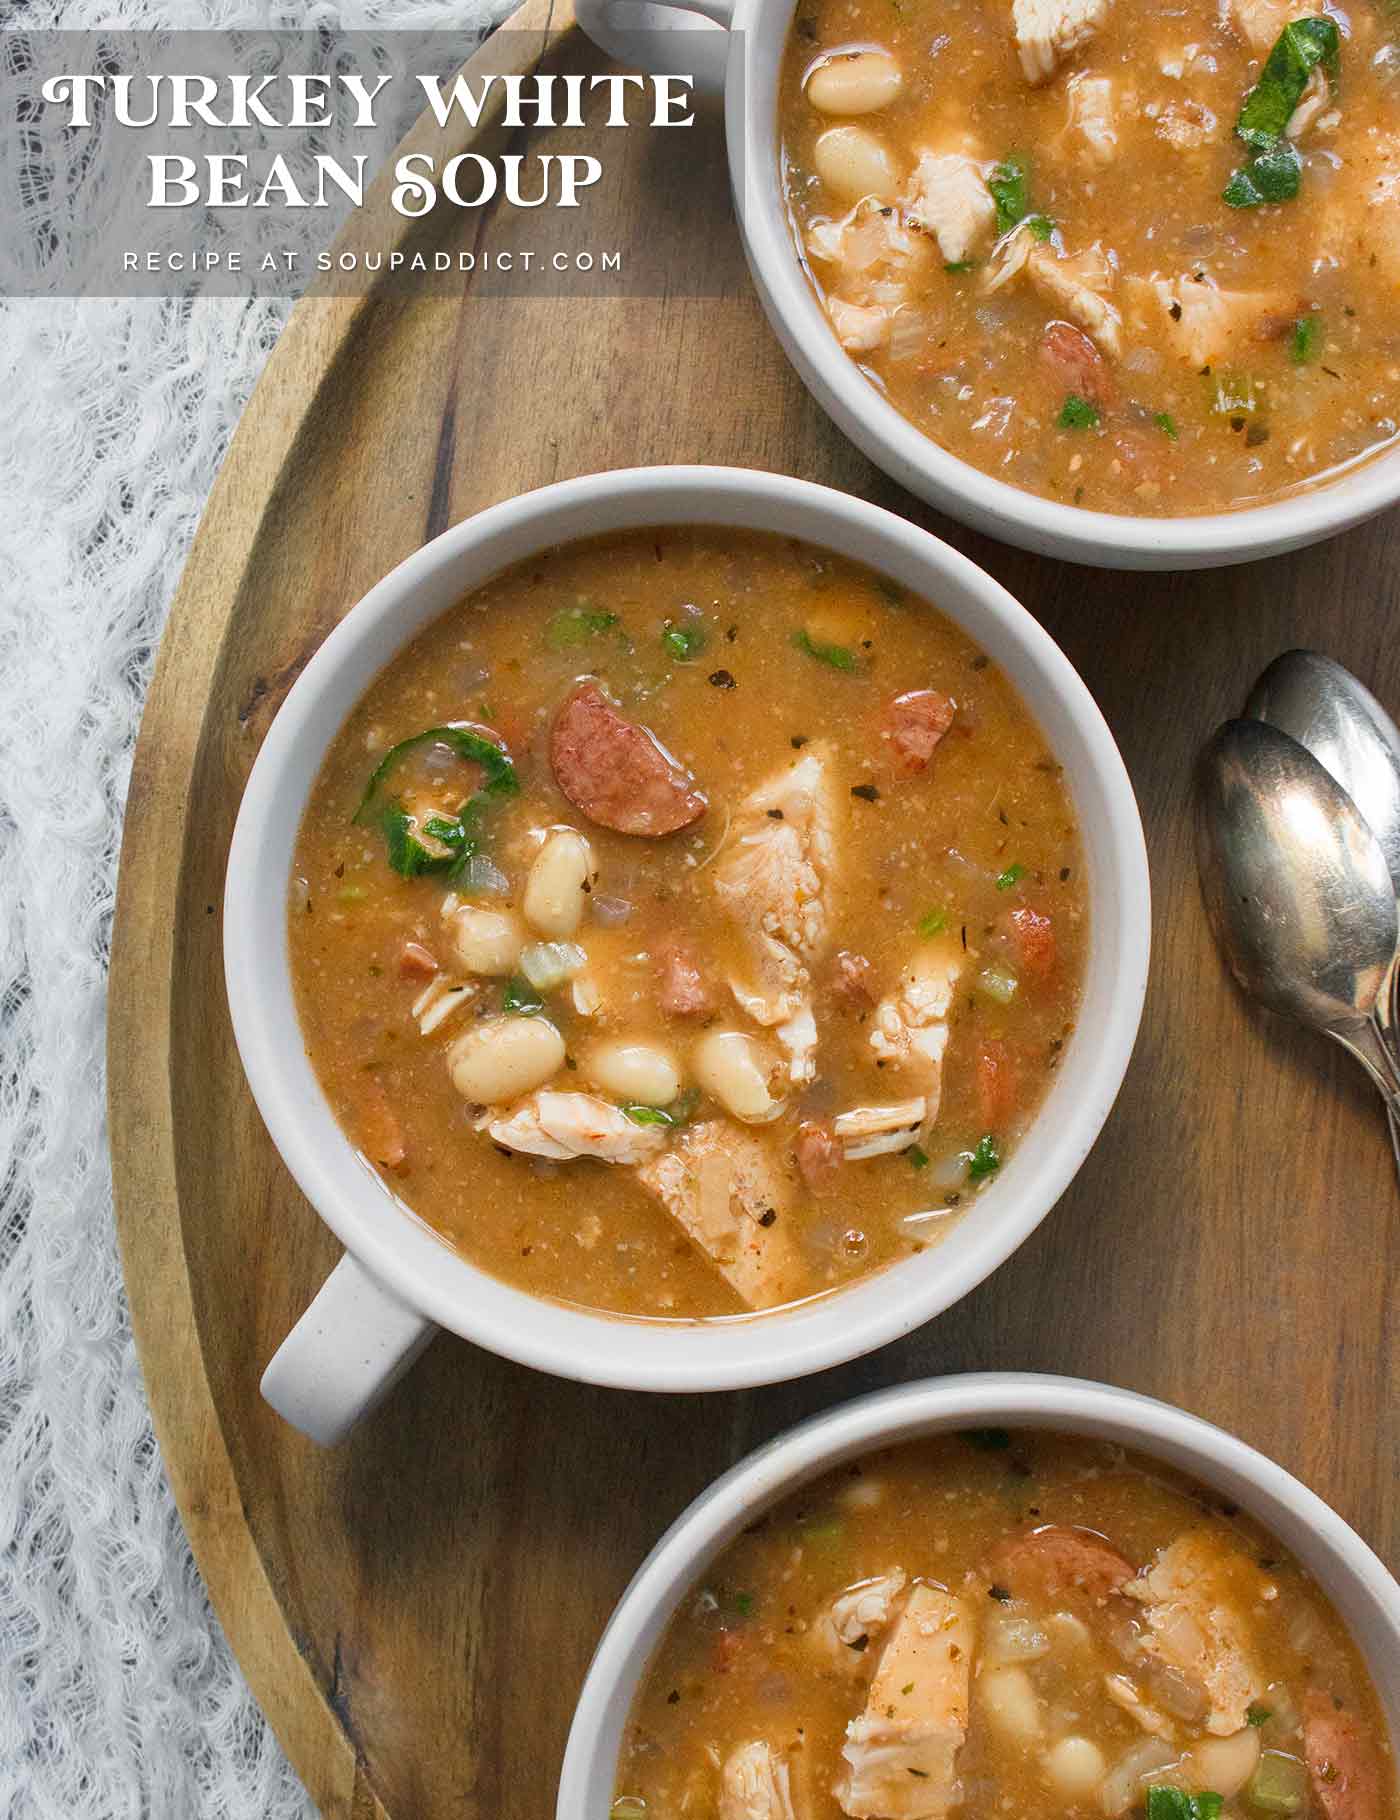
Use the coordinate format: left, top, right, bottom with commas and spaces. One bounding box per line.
978, 964, 1019, 1005
1248, 1751, 1309, 1814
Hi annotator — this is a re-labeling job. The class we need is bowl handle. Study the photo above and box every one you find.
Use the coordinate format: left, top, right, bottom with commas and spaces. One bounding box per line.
260, 1253, 435, 1446
574, 0, 735, 98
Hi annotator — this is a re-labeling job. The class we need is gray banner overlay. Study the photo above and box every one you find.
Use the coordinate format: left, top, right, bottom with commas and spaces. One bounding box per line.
0, 30, 743, 297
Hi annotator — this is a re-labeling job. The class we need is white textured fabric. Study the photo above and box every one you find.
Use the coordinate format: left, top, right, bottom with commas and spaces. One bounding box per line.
0, 1, 512, 1812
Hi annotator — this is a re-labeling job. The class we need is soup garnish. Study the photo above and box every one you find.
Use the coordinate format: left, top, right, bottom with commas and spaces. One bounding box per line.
614, 1431, 1397, 1819
779, 0, 1400, 515
288, 529, 1086, 1320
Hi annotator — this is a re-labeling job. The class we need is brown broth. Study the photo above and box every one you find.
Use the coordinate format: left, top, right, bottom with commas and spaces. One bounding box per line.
616, 1431, 1397, 1819
287, 528, 1086, 1320
779, 0, 1400, 515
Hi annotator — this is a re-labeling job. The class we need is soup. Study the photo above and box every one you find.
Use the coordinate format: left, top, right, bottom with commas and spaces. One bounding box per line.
778, 0, 1400, 515
287, 528, 1086, 1321
614, 1430, 1397, 1820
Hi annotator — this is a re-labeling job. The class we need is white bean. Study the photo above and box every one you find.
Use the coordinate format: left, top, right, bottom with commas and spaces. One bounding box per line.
587, 1039, 682, 1109
813, 125, 899, 202
806, 50, 902, 116
446, 1015, 564, 1104
1180, 1727, 1261, 1798
523, 827, 596, 939
1045, 1737, 1107, 1800
693, 1030, 785, 1123
446, 904, 524, 976
978, 1664, 1043, 1744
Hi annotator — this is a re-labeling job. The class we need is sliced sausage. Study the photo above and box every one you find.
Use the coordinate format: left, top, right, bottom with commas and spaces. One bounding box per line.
831, 948, 876, 1010
356, 1077, 407, 1172
986, 1523, 1135, 1608
976, 1038, 1017, 1130
882, 689, 956, 778
398, 940, 439, 981
795, 1117, 843, 1195
1009, 906, 1057, 980
1303, 1688, 1384, 1820
1041, 320, 1117, 410
656, 940, 715, 1017
550, 680, 707, 836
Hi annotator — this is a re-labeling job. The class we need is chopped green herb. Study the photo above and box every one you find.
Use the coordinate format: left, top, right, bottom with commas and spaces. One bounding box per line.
1154, 411, 1180, 440
987, 156, 1055, 240
353, 725, 517, 880
502, 975, 544, 1016
988, 155, 1030, 233
1247, 1704, 1275, 1728
1237, 17, 1339, 150
731, 1591, 755, 1617
1146, 1790, 1226, 1820
667, 1087, 701, 1127
908, 1145, 930, 1170
621, 1103, 677, 1127
1290, 314, 1322, 363
968, 1134, 1002, 1181
996, 862, 1027, 890
545, 606, 619, 649
792, 628, 859, 672
944, 259, 974, 273
662, 619, 707, 661
917, 907, 949, 937
1224, 140, 1302, 208
964, 1427, 1012, 1450
901, 1681, 916, 1696
1058, 394, 1100, 431
1209, 370, 1259, 415
1224, 21, 1336, 209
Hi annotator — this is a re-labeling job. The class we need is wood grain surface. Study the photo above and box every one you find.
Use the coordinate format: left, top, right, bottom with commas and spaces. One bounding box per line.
108, 5, 1399, 1816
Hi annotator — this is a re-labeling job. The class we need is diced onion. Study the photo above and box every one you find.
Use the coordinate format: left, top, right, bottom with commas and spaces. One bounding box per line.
887, 307, 932, 367
1101, 1740, 1180, 1818
519, 941, 587, 990
928, 1148, 971, 1191
984, 1612, 1050, 1664
590, 893, 635, 927
459, 853, 509, 896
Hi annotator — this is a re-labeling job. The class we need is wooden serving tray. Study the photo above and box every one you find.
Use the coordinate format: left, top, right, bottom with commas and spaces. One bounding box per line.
109, 6, 1398, 1815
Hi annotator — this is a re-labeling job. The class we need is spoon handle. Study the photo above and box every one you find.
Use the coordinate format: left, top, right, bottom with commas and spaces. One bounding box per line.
1331, 1019, 1400, 1186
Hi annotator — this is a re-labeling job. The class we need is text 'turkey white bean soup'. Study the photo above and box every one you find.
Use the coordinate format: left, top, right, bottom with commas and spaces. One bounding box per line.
288, 528, 1086, 1321
780, 0, 1400, 515
614, 1430, 1397, 1820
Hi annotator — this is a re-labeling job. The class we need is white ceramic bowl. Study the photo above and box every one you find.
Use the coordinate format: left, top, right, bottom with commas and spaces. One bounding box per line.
575, 0, 1400, 569
557, 1371, 1400, 1815
225, 468, 1149, 1444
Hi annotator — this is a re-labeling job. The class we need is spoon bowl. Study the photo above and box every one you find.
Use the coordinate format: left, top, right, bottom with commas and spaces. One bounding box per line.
1196, 718, 1398, 1034
1246, 650, 1400, 894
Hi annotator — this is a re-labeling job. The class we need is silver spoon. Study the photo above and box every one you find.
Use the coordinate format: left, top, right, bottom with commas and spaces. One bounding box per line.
1197, 718, 1400, 1127
1245, 651, 1400, 1166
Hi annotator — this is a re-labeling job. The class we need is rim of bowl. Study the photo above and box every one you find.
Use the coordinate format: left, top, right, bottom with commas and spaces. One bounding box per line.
556, 1370, 1400, 1816
725, 3, 1400, 570
224, 466, 1150, 1393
